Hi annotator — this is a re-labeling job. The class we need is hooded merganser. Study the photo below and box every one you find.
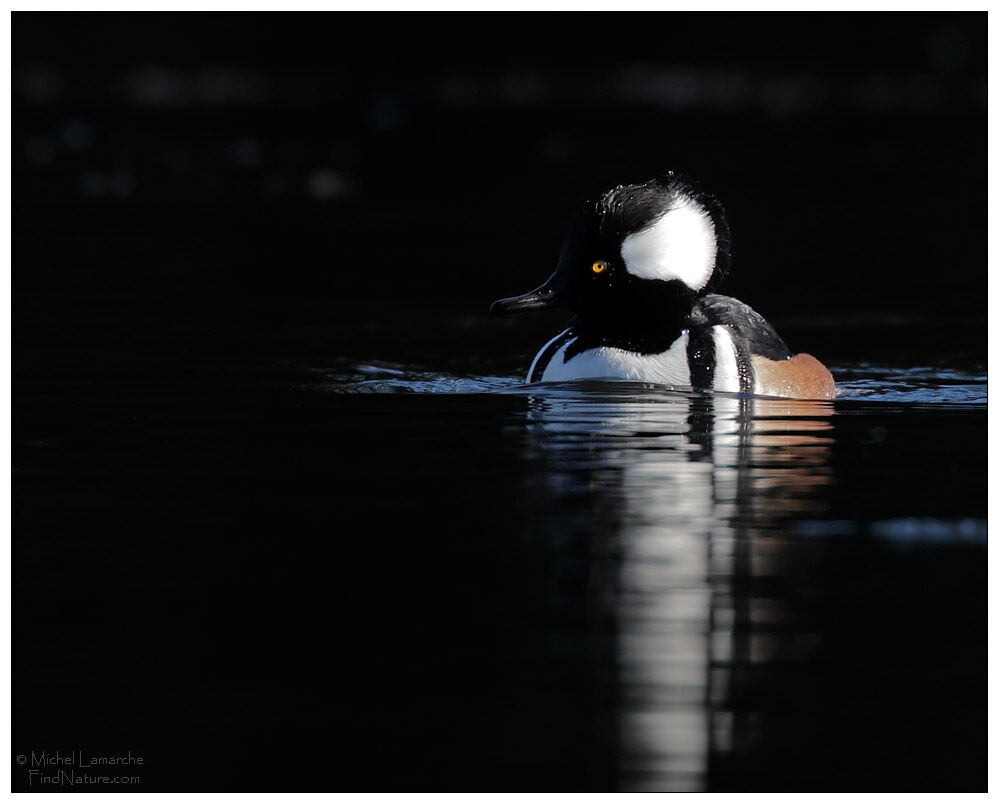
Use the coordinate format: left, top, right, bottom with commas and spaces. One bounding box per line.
490, 171, 836, 400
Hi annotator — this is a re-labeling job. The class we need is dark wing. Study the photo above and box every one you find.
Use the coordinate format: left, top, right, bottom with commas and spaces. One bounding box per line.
700, 293, 791, 360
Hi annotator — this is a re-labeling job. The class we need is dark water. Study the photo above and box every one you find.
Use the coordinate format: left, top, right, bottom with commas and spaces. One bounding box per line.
14, 309, 986, 792
13, 10, 986, 793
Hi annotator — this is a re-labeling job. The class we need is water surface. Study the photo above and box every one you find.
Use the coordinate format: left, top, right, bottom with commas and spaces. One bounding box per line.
312, 355, 985, 791
12, 11, 986, 791
14, 318, 986, 791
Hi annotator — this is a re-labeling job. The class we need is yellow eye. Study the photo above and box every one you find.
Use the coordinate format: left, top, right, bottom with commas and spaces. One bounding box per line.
591, 260, 609, 274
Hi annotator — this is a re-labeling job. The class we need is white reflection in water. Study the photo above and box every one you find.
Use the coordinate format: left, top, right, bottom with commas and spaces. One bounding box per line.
525, 386, 834, 792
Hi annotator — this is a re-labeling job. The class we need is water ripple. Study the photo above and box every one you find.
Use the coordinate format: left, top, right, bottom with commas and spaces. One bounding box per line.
312, 361, 986, 406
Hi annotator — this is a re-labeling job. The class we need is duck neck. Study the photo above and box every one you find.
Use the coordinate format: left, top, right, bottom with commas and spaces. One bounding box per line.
571, 281, 701, 356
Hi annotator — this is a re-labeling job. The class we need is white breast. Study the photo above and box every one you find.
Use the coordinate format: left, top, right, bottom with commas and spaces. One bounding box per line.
539, 332, 692, 387
710, 325, 741, 393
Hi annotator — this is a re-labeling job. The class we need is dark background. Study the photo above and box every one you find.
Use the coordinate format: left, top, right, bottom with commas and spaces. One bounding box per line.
13, 11, 986, 792
14, 13, 986, 339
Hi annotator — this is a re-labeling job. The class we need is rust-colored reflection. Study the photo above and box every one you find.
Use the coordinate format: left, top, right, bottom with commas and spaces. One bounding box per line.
525, 388, 835, 791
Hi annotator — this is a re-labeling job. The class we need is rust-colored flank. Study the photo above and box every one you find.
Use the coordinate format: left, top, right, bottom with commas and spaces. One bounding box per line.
751, 353, 837, 400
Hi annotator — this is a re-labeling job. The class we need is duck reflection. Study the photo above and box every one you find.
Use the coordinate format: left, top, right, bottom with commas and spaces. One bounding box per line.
523, 385, 834, 792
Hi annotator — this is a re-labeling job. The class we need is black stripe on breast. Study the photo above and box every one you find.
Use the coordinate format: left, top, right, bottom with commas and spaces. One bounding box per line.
527, 328, 575, 383
686, 327, 716, 391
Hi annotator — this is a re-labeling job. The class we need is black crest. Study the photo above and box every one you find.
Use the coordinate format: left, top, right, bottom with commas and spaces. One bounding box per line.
588, 170, 733, 294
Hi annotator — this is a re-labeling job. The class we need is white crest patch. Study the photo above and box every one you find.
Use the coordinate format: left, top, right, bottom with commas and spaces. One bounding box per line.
539, 332, 692, 387
619, 193, 717, 291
